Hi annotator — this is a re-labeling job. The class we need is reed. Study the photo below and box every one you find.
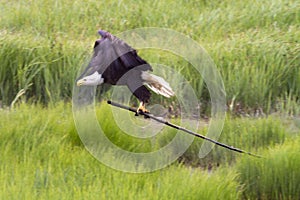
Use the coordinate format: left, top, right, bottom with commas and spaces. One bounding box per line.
237, 138, 300, 199
0, 0, 299, 115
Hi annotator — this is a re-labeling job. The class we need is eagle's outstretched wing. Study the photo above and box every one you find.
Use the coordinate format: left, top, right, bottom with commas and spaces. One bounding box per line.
76, 31, 152, 84
76, 30, 154, 103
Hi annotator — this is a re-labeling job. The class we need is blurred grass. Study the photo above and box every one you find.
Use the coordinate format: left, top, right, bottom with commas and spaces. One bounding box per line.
0, 103, 242, 200
0, 0, 299, 115
237, 138, 300, 199
1, 102, 299, 199
0, 1, 299, 199
179, 116, 287, 168
0, 32, 87, 104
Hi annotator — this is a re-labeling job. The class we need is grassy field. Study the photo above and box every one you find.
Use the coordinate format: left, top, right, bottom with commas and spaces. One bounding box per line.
1, 0, 300, 199
1, 103, 300, 199
0, 0, 299, 114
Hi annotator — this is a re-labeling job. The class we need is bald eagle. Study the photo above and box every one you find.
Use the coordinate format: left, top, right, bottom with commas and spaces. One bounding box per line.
76, 30, 174, 113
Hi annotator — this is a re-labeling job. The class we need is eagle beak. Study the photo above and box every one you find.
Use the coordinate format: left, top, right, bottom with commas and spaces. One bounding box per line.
76, 79, 85, 86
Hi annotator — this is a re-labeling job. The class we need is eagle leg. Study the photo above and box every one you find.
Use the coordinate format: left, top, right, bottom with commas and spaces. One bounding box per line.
135, 101, 150, 118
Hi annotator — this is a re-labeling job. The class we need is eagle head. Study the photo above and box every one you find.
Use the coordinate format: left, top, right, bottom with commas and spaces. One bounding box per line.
76, 72, 104, 86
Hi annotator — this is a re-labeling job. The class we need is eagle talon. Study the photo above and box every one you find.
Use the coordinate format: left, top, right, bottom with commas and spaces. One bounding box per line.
135, 102, 150, 117
137, 105, 149, 114
135, 109, 150, 119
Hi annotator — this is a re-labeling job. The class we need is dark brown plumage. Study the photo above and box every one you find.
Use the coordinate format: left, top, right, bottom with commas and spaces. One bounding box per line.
76, 30, 174, 112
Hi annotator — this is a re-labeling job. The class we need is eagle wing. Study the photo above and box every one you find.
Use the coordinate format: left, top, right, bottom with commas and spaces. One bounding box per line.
76, 30, 153, 103
76, 31, 152, 82
76, 38, 117, 80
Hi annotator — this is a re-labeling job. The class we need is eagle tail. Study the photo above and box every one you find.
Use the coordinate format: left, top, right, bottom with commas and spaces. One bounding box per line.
141, 71, 175, 98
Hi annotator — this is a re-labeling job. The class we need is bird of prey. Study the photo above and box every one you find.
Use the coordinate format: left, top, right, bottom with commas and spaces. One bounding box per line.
76, 30, 174, 114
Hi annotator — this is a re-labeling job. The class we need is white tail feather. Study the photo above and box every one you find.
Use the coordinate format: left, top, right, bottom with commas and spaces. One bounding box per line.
141, 71, 175, 98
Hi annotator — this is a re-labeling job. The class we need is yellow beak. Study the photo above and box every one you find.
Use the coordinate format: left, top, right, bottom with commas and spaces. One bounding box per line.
76, 79, 85, 86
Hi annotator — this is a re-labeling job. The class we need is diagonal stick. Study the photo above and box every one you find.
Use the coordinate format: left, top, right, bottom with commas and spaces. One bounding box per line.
107, 100, 262, 158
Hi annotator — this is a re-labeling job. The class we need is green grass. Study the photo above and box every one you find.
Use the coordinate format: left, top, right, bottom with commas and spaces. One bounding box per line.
181, 116, 287, 168
0, 33, 86, 105
1, 103, 242, 200
0, 0, 300, 199
0, 0, 299, 114
1, 103, 299, 199
237, 138, 300, 199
